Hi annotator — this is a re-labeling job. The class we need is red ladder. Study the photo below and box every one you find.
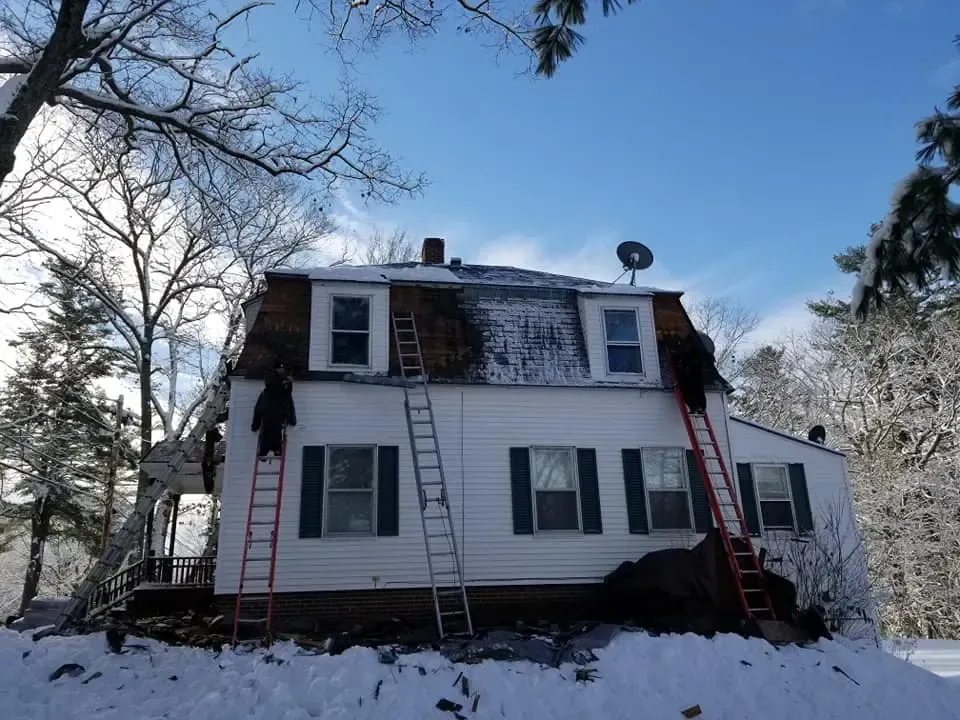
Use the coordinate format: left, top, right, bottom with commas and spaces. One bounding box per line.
232, 431, 287, 644
669, 376, 775, 621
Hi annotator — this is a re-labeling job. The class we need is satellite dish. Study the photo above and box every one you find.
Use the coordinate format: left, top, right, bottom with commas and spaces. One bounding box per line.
697, 331, 716, 357
615, 241, 654, 286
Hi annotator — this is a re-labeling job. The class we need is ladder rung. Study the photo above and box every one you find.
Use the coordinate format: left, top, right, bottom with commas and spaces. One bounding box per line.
426, 532, 450, 538
244, 555, 272, 562
249, 520, 276, 526
436, 588, 462, 595
440, 610, 465, 617
248, 538, 273, 544
430, 551, 454, 557
421, 480, 444, 487
242, 575, 270, 583
414, 434, 434, 439
412, 419, 432, 424
420, 465, 440, 470
251, 502, 276, 509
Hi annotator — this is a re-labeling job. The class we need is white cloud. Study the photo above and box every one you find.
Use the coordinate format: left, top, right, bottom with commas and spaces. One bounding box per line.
749, 296, 817, 348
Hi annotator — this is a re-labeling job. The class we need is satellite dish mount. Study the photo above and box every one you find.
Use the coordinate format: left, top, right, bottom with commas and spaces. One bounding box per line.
615, 241, 654, 286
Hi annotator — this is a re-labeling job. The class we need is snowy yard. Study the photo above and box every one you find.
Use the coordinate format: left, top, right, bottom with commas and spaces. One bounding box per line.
2, 629, 960, 719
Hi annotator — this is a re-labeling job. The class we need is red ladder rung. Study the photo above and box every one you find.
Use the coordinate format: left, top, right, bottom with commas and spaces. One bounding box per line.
665, 349, 775, 621
232, 429, 288, 645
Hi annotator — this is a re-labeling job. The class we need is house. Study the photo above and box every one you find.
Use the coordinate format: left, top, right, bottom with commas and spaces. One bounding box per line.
144, 238, 866, 631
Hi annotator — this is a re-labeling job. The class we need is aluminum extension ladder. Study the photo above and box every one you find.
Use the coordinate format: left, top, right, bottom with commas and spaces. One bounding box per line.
391, 312, 473, 638
51, 366, 232, 633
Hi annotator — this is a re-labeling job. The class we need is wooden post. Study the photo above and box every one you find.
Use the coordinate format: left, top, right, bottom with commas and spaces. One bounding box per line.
167, 494, 181, 557
100, 395, 123, 554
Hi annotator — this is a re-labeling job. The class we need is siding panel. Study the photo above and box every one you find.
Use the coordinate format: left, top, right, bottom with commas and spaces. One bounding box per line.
215, 382, 850, 596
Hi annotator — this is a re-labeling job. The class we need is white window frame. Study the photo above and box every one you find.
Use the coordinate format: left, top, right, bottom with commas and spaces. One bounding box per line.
751, 463, 797, 533
642, 447, 695, 532
329, 294, 373, 368
601, 307, 644, 376
529, 446, 582, 534
323, 444, 378, 537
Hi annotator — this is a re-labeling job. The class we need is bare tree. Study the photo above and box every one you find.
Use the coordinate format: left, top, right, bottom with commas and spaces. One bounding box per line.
686, 296, 759, 382
363, 228, 416, 264
765, 500, 876, 641
1, 134, 333, 557
0, 0, 421, 199
735, 296, 960, 638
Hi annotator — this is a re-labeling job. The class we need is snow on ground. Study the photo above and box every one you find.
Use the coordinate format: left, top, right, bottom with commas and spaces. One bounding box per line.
2, 628, 960, 720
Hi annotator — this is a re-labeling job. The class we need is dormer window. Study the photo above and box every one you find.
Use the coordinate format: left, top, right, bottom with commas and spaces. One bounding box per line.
330, 295, 371, 367
602, 308, 643, 374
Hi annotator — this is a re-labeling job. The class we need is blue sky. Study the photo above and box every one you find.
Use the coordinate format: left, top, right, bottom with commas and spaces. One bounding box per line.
244, 0, 959, 342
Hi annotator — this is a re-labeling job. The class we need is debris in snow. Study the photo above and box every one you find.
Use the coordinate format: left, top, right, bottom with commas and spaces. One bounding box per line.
832, 665, 860, 686
436, 698, 464, 713
574, 667, 599, 682
5, 628, 960, 719
81, 671, 103, 685
49, 663, 85, 681
681, 704, 703, 718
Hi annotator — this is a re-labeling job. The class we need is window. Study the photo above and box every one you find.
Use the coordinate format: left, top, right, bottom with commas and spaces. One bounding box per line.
531, 447, 580, 531
330, 296, 370, 366
754, 464, 795, 531
325, 445, 376, 535
642, 448, 693, 531
603, 308, 643, 374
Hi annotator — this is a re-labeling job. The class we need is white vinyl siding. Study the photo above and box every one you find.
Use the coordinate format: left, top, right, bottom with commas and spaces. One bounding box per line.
578, 294, 659, 384
308, 281, 390, 372
216, 382, 731, 595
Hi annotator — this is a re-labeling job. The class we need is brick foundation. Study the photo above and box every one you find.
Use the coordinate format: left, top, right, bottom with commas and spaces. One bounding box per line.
216, 583, 604, 633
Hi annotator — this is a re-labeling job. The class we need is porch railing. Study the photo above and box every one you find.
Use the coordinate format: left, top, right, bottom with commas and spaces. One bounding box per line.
87, 555, 215, 618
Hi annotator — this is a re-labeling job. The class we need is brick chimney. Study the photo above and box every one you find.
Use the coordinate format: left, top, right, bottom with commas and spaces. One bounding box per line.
421, 237, 445, 265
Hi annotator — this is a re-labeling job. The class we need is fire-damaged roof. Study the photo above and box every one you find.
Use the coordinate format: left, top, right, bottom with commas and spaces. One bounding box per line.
234, 261, 730, 391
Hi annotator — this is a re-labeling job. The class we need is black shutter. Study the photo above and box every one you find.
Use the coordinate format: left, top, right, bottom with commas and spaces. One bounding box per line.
299, 446, 325, 538
789, 463, 814, 535
576, 448, 602, 534
687, 449, 713, 533
736, 463, 762, 537
621, 449, 648, 534
377, 446, 400, 536
510, 448, 533, 534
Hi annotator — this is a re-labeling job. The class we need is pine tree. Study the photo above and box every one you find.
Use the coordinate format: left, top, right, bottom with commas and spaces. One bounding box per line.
0, 261, 130, 613
853, 35, 960, 319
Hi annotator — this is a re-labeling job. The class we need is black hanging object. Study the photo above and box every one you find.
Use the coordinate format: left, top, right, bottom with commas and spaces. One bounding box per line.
808, 425, 826, 444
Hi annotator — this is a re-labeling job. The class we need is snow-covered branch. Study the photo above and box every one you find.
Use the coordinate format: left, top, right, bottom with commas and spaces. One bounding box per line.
0, 0, 422, 199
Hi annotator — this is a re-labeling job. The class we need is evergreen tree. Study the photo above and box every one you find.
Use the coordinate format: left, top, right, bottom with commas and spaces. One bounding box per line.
853, 35, 960, 319
0, 261, 130, 613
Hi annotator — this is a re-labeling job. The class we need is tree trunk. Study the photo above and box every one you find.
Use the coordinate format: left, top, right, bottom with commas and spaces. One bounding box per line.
0, 0, 92, 183
153, 493, 175, 555
18, 496, 53, 615
136, 342, 154, 559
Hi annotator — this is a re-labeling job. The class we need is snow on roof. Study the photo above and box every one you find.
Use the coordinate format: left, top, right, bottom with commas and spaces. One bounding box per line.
268, 262, 673, 295
3, 622, 958, 718
729, 416, 846, 457
459, 288, 591, 385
